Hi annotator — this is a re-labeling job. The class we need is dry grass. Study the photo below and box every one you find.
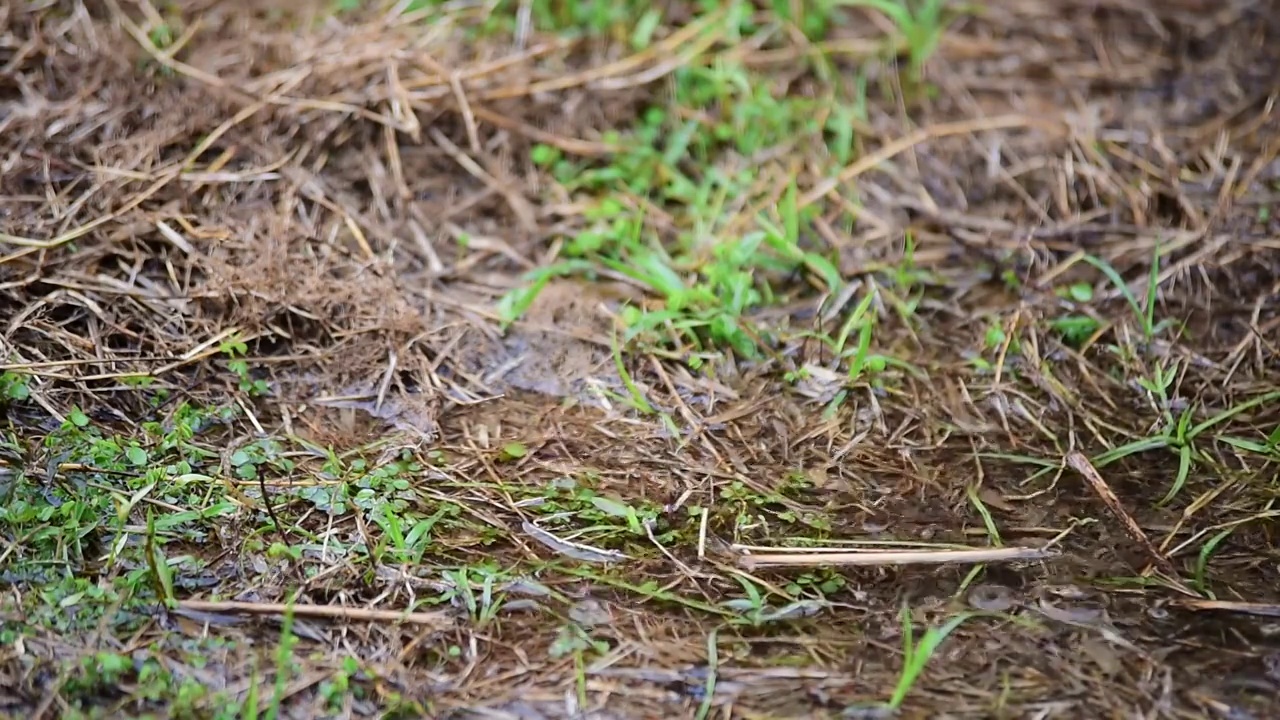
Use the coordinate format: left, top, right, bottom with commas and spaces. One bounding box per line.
2, 0, 1279, 718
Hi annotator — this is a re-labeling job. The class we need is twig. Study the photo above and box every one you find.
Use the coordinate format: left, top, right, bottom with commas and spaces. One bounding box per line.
174, 599, 452, 626
1173, 599, 1280, 618
1065, 451, 1177, 576
736, 545, 1055, 570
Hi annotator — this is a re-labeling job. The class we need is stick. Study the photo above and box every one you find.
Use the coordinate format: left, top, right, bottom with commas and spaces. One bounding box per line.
175, 600, 452, 626
1174, 599, 1280, 618
1065, 451, 1177, 576
736, 545, 1055, 570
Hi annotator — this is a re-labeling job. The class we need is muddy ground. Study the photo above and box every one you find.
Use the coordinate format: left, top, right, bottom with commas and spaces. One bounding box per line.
2, 1, 1280, 718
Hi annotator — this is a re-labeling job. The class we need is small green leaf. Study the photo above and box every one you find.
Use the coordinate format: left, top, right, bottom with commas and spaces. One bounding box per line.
3, 374, 29, 401
1194, 527, 1235, 596
69, 408, 90, 427
529, 144, 560, 167
630, 8, 663, 49
146, 509, 176, 607
126, 446, 149, 466
589, 495, 632, 518
1067, 282, 1093, 302
1219, 436, 1271, 454
500, 442, 528, 461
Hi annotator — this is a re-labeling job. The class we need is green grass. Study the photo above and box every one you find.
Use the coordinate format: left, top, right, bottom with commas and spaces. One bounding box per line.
1063, 246, 1280, 506
10, 0, 1280, 717
959, 236, 1280, 608
473, 1, 965, 375
2, 384, 894, 711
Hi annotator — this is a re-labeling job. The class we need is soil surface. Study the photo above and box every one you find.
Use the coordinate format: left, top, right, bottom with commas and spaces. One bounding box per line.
2, 1, 1280, 719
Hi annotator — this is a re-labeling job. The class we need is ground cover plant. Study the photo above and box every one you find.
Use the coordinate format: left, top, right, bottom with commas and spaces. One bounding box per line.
2, 0, 1279, 717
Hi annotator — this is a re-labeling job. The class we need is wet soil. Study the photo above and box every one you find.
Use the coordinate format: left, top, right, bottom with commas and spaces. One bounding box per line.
2, 1, 1280, 718
449, 279, 640, 403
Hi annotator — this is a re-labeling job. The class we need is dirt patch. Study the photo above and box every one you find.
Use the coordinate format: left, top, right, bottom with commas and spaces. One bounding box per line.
448, 278, 643, 404
3, 1, 1280, 719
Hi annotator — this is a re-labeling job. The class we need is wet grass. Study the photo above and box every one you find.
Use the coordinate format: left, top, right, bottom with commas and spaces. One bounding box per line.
3, 0, 1280, 718
481, 0, 967, 366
